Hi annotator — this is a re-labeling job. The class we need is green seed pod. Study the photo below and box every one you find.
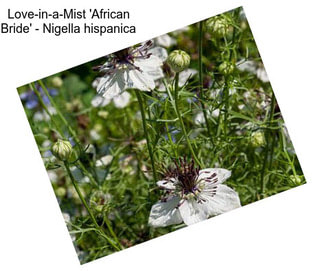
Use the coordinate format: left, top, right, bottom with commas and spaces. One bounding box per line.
205, 16, 230, 36
219, 61, 235, 75
250, 131, 266, 147
51, 139, 73, 161
167, 50, 191, 73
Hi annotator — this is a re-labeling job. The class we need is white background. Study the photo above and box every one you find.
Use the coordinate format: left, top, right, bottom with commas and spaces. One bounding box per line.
0, 0, 322, 270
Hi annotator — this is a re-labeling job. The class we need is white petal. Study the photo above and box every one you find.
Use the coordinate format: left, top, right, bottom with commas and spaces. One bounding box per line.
194, 112, 205, 125
156, 177, 177, 190
149, 46, 168, 62
95, 155, 113, 167
112, 91, 131, 108
135, 55, 164, 81
202, 184, 241, 216
211, 109, 220, 118
97, 70, 126, 98
257, 68, 269, 82
178, 69, 198, 87
148, 196, 182, 227
237, 60, 257, 73
198, 168, 231, 184
179, 199, 208, 225
126, 69, 155, 91
92, 77, 101, 88
91, 95, 111, 107
155, 34, 176, 48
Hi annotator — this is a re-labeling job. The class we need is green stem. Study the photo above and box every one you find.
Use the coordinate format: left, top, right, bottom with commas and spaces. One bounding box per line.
173, 73, 202, 167
164, 100, 178, 157
64, 161, 120, 251
260, 92, 276, 198
223, 81, 230, 139
37, 80, 99, 186
30, 83, 63, 136
198, 21, 214, 145
135, 90, 157, 183
38, 80, 79, 144
104, 215, 124, 249
77, 161, 99, 188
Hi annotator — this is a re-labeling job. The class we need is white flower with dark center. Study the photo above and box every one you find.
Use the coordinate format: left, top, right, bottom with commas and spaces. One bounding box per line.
148, 159, 241, 227
94, 40, 167, 99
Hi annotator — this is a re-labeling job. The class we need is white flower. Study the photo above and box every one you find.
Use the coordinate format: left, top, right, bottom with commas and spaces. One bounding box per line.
33, 106, 56, 122
90, 129, 101, 141
95, 155, 113, 167
158, 68, 197, 91
91, 91, 131, 108
237, 60, 269, 83
194, 109, 220, 125
148, 160, 241, 227
154, 34, 176, 48
94, 41, 167, 99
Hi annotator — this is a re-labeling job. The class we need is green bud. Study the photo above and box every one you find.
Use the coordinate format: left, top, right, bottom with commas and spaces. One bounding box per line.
167, 50, 191, 72
56, 187, 66, 198
205, 16, 230, 36
219, 61, 235, 75
288, 175, 305, 187
250, 131, 266, 147
90, 191, 111, 213
51, 76, 63, 88
51, 139, 73, 161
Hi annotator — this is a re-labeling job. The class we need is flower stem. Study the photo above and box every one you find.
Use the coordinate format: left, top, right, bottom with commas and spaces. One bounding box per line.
63, 161, 121, 251
30, 83, 63, 136
260, 92, 276, 199
37, 80, 99, 186
173, 73, 202, 167
135, 90, 157, 183
104, 215, 124, 249
198, 21, 214, 146
38, 80, 79, 144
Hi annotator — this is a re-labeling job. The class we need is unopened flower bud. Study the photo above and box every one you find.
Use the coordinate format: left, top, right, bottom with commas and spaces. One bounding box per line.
288, 175, 304, 187
205, 16, 230, 36
51, 76, 63, 88
250, 131, 266, 147
51, 139, 73, 161
219, 61, 235, 75
56, 187, 66, 198
167, 50, 190, 72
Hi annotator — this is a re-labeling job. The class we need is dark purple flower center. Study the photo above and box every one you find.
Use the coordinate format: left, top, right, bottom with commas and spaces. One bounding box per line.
164, 158, 200, 195
93, 40, 154, 74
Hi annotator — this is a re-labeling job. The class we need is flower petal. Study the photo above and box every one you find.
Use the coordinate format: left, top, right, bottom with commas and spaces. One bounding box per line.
202, 184, 241, 216
91, 95, 111, 107
178, 69, 198, 87
135, 55, 164, 81
97, 70, 126, 98
148, 196, 182, 227
198, 168, 231, 184
112, 91, 131, 108
149, 46, 168, 62
155, 35, 176, 48
126, 69, 155, 91
179, 199, 208, 225
156, 177, 177, 190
